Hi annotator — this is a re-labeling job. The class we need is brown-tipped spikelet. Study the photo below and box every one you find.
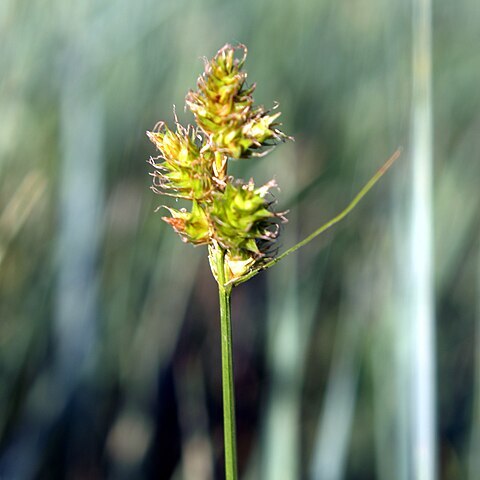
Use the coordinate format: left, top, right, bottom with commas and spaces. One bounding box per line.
186, 44, 289, 161
147, 44, 291, 283
162, 201, 210, 245
147, 122, 214, 201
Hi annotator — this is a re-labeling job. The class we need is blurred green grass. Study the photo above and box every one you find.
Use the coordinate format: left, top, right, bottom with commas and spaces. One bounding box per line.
1, 0, 479, 478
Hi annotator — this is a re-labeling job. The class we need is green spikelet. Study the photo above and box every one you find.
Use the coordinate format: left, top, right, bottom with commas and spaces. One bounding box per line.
147, 44, 290, 283
186, 44, 289, 163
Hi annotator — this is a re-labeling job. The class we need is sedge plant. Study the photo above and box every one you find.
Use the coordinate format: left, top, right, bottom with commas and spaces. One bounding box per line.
146, 44, 399, 479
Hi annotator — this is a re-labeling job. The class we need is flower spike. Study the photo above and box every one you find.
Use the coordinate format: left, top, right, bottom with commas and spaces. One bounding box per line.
148, 44, 292, 283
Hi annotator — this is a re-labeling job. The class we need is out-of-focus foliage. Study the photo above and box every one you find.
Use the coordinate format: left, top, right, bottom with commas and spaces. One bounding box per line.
0, 0, 479, 478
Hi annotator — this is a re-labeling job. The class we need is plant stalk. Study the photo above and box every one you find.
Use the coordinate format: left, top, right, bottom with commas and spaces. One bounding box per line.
216, 247, 238, 480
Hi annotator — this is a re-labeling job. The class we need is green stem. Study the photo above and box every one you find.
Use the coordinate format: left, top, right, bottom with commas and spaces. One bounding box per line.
216, 248, 238, 480
230, 149, 401, 287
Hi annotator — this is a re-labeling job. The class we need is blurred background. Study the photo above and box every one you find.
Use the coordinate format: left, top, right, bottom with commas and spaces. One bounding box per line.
1, 0, 479, 478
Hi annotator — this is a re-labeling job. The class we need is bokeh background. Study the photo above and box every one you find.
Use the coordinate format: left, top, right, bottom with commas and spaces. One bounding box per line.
1, 0, 479, 478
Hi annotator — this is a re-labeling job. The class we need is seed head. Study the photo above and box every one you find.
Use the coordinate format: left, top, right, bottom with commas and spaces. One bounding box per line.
147, 122, 213, 201
147, 44, 292, 284
162, 201, 210, 245
186, 44, 289, 161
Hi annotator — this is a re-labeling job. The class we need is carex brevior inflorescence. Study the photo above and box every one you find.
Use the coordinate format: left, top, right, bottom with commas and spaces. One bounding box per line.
147, 44, 291, 283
